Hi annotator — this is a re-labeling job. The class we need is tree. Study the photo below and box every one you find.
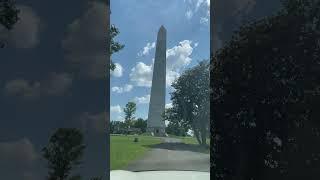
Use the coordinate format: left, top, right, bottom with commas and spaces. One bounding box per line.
211, 0, 320, 179
0, 0, 19, 47
163, 107, 188, 136
42, 128, 86, 180
110, 120, 126, 134
169, 60, 210, 146
109, 24, 124, 71
132, 118, 147, 133
123, 102, 136, 130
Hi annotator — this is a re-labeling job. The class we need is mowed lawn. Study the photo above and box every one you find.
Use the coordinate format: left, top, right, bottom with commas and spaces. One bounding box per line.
110, 135, 162, 170
179, 136, 210, 154
180, 136, 210, 145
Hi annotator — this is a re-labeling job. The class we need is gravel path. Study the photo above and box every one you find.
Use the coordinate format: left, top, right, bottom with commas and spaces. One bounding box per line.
124, 137, 210, 172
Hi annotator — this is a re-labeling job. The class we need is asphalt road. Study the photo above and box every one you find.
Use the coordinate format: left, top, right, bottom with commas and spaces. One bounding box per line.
124, 137, 210, 172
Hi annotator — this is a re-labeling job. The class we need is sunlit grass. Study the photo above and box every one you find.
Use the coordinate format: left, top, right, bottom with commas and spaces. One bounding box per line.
110, 135, 162, 170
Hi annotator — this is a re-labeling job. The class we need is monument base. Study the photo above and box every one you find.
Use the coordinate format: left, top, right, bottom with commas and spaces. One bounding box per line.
147, 127, 166, 137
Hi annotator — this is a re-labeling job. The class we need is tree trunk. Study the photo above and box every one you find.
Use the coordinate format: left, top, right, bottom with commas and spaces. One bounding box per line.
194, 129, 202, 145
200, 124, 207, 146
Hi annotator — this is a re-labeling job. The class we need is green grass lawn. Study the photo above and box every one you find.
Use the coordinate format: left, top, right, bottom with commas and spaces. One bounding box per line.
180, 136, 210, 145
178, 136, 210, 154
110, 135, 162, 170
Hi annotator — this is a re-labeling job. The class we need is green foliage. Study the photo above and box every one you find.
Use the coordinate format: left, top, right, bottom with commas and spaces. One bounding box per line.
163, 107, 188, 136
0, 0, 19, 29
211, 0, 320, 179
123, 101, 136, 128
168, 61, 210, 145
132, 118, 147, 133
42, 128, 86, 180
0, 0, 19, 48
109, 24, 125, 71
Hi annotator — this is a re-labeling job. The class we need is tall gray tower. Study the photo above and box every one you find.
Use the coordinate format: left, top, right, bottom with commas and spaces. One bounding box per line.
147, 25, 166, 136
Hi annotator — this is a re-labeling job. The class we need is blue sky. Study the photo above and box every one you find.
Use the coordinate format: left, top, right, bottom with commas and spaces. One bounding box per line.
110, 0, 210, 121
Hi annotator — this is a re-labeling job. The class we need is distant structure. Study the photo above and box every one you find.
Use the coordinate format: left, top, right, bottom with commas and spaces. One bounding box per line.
147, 26, 167, 136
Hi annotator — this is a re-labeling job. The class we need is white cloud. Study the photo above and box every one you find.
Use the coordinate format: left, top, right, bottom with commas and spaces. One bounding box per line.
134, 94, 150, 104
130, 62, 153, 87
165, 103, 173, 109
130, 40, 195, 88
166, 40, 193, 71
166, 70, 180, 87
111, 63, 123, 77
0, 5, 41, 48
110, 105, 124, 121
194, 42, 199, 47
183, 0, 209, 25
62, 1, 108, 79
0, 138, 42, 180
200, 17, 209, 25
111, 84, 133, 93
4, 73, 73, 99
196, 0, 205, 11
110, 105, 122, 113
0, 138, 38, 167
185, 10, 193, 19
138, 42, 156, 56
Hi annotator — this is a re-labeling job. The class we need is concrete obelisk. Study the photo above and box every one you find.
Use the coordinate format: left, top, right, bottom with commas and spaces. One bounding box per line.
147, 25, 166, 136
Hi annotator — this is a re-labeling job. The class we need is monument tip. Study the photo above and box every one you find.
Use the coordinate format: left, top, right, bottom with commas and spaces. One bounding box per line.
159, 25, 166, 31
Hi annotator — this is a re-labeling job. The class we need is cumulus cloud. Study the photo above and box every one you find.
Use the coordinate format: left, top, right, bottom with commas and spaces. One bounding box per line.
134, 94, 150, 104
165, 103, 173, 109
166, 70, 180, 87
130, 62, 153, 87
200, 17, 209, 25
138, 42, 156, 56
130, 40, 195, 88
0, 138, 43, 180
111, 63, 123, 77
3, 73, 73, 99
3, 79, 41, 99
111, 84, 133, 93
62, 1, 107, 79
183, 0, 209, 25
0, 138, 38, 167
185, 10, 193, 19
0, 5, 41, 48
111, 105, 122, 113
110, 105, 123, 121
166, 40, 193, 71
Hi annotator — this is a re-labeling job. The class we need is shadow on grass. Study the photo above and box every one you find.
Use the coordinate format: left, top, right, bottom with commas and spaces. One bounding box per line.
143, 142, 210, 154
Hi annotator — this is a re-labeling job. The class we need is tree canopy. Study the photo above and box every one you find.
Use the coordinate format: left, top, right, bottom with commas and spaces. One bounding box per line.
211, 0, 320, 179
123, 101, 136, 128
109, 24, 124, 71
42, 128, 85, 180
0, 0, 19, 47
166, 60, 210, 145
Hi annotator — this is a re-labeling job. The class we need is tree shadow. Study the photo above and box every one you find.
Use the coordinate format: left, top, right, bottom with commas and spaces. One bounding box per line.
143, 142, 210, 154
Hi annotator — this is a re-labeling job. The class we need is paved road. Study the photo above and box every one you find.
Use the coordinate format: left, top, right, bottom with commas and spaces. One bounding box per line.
124, 137, 210, 172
